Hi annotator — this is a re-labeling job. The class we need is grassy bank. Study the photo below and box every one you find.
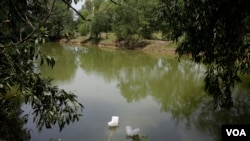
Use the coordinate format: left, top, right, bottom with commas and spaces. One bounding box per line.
59, 33, 177, 56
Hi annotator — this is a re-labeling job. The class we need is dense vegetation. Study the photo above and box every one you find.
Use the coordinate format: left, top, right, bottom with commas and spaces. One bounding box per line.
0, 0, 83, 140
77, 0, 170, 45
0, 0, 250, 140
77, 0, 250, 108
160, 0, 250, 108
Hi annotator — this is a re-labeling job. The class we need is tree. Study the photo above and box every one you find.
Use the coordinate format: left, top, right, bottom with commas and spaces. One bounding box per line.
45, 0, 77, 40
160, 0, 250, 108
77, 0, 163, 45
110, 0, 160, 47
77, 8, 92, 35
0, 0, 84, 139
77, 0, 112, 41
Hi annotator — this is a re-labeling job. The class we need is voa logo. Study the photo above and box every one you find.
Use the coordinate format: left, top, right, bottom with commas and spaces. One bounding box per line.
226, 129, 246, 136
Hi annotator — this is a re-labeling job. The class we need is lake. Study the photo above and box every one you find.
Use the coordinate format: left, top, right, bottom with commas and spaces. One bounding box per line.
24, 42, 250, 141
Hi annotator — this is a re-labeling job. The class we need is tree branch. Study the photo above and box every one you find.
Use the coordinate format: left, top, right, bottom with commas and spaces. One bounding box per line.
110, 0, 122, 5
1, 0, 57, 48
0, 20, 11, 24
61, 0, 91, 21
10, 0, 35, 30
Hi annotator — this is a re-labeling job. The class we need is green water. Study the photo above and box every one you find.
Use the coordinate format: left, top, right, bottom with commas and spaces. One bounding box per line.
26, 43, 250, 141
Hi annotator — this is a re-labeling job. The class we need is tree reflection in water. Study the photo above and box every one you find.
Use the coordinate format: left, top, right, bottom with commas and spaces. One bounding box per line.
192, 81, 250, 141
40, 43, 78, 83
78, 46, 250, 141
0, 99, 30, 141
115, 58, 250, 141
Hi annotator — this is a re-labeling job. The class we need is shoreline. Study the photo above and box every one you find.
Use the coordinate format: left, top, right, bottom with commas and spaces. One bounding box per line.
58, 37, 177, 56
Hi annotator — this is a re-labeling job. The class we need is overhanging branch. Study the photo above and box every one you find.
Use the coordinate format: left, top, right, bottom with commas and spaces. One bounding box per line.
110, 0, 121, 5
61, 0, 91, 21
1, 0, 57, 48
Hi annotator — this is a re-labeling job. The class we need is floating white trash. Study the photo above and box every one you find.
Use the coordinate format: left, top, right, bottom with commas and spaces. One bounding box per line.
108, 116, 119, 127
125, 126, 140, 136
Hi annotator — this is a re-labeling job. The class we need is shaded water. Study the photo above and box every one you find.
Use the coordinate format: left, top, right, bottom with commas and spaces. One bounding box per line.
24, 43, 250, 141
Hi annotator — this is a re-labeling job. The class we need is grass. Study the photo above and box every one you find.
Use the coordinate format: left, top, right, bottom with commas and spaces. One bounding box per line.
152, 32, 163, 40
99, 32, 116, 44
59, 32, 178, 56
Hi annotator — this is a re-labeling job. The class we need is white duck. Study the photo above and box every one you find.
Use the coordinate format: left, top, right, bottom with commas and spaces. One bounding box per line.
108, 116, 119, 127
125, 126, 140, 137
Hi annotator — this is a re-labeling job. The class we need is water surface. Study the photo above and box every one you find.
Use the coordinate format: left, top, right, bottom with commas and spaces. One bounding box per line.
25, 43, 250, 141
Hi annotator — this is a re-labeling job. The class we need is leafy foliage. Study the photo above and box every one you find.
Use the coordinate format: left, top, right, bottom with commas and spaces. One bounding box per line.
110, 0, 159, 45
45, 0, 77, 40
0, 94, 30, 140
1, 41, 83, 130
77, 0, 161, 47
77, 9, 92, 35
77, 0, 112, 41
0, 0, 84, 139
160, 0, 250, 108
